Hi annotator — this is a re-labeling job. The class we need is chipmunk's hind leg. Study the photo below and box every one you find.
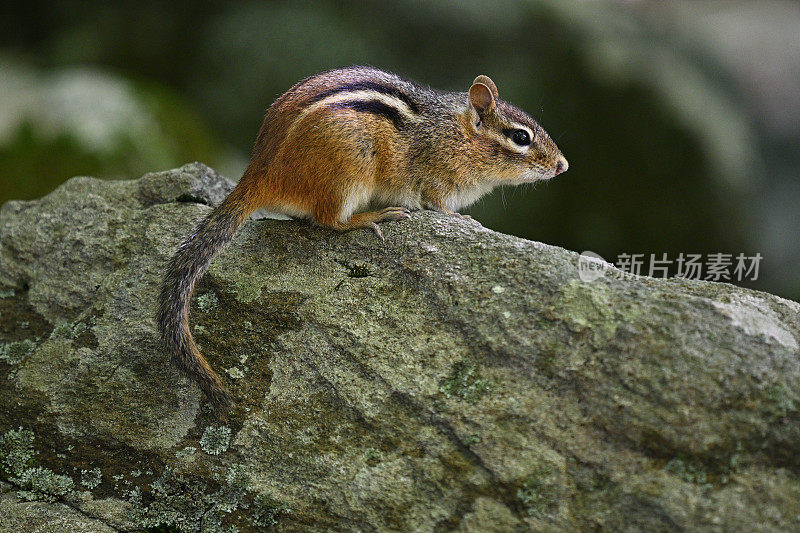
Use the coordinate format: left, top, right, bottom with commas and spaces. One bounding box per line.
303, 154, 411, 239
294, 115, 411, 238
331, 207, 411, 240
307, 178, 411, 240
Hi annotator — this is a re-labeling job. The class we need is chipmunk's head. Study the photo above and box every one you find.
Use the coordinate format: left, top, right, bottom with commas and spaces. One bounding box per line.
466, 75, 568, 184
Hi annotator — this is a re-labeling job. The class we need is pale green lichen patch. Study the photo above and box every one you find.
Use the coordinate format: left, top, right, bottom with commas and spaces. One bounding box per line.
0, 428, 35, 476
439, 360, 492, 404
127, 467, 221, 531
0, 427, 74, 502
15, 466, 74, 502
127, 464, 290, 531
0, 289, 15, 299
45, 314, 99, 350
225, 367, 244, 379
200, 426, 232, 455
196, 292, 218, 312
175, 446, 197, 459
224, 463, 248, 488
50, 320, 87, 340
0, 339, 37, 366
81, 467, 102, 489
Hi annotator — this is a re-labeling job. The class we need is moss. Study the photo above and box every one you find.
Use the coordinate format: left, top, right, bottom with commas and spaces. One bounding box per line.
364, 447, 382, 466
664, 455, 710, 487
200, 426, 232, 456
0, 289, 15, 299
464, 434, 481, 446
439, 360, 492, 404
516, 463, 559, 517
334, 259, 372, 278
765, 384, 796, 421
231, 279, 262, 303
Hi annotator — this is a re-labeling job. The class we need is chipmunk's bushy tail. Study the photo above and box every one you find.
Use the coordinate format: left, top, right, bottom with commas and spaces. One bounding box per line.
156, 189, 255, 409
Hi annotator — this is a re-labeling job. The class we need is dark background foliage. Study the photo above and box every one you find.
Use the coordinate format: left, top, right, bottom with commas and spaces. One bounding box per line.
1, 0, 797, 300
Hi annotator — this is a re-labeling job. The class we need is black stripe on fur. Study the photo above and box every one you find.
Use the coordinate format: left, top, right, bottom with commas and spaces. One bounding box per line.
330, 99, 406, 129
309, 81, 420, 114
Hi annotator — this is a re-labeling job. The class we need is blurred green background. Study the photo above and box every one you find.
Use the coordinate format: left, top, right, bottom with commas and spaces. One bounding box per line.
1, 0, 798, 300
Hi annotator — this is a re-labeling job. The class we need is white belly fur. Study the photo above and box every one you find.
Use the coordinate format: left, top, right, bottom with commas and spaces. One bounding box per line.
443, 182, 495, 212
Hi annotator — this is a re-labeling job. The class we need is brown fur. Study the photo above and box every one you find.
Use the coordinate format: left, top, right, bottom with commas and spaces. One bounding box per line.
157, 66, 567, 408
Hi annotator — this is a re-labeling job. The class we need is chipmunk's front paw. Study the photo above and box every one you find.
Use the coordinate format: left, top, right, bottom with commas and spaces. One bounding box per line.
435, 206, 473, 221
377, 207, 412, 222
369, 207, 411, 240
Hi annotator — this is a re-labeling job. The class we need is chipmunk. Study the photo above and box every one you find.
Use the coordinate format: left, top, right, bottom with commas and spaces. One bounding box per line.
157, 66, 568, 409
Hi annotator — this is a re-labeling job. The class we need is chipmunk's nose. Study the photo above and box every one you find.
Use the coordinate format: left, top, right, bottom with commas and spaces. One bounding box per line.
554, 156, 568, 176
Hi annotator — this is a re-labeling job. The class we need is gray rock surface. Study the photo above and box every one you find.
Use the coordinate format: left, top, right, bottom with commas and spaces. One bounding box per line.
1, 162, 799, 531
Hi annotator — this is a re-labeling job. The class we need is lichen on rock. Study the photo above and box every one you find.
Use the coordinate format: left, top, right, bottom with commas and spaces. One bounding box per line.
200, 426, 232, 456
1, 162, 799, 531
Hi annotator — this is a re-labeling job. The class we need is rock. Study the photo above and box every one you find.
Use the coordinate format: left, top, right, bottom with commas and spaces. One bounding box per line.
0, 482, 117, 533
1, 162, 799, 531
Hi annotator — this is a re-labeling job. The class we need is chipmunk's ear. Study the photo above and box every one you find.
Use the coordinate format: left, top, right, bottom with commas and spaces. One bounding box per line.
469, 79, 496, 115
472, 75, 499, 98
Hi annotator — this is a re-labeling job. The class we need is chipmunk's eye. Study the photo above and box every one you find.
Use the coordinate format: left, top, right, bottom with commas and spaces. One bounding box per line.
511, 129, 531, 146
